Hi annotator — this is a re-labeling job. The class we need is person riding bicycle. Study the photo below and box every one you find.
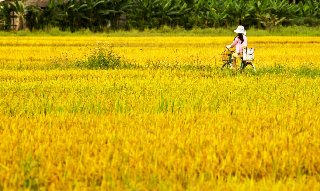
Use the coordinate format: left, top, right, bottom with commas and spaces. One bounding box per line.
226, 25, 247, 69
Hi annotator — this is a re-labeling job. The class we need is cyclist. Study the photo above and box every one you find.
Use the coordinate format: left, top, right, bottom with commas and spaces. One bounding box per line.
226, 25, 247, 69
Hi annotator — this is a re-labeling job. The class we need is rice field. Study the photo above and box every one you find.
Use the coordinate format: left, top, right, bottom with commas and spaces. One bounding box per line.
0, 36, 320, 190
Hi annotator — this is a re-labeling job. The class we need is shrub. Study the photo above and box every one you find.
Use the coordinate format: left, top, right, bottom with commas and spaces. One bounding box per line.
76, 47, 123, 70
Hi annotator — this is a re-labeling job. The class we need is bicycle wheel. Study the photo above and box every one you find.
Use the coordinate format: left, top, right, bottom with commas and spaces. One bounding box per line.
221, 61, 231, 69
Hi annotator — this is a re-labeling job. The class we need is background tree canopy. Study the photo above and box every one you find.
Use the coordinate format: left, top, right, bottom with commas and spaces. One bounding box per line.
0, 0, 319, 32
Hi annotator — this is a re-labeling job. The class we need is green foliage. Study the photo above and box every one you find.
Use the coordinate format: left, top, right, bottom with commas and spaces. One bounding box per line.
127, 0, 190, 29
0, 1, 12, 30
0, 0, 319, 32
74, 47, 136, 70
77, 48, 121, 69
25, 5, 42, 31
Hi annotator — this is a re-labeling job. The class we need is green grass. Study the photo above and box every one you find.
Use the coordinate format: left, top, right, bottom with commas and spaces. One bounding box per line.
0, 26, 319, 37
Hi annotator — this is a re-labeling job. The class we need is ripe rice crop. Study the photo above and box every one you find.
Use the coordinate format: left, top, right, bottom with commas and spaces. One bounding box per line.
0, 36, 319, 190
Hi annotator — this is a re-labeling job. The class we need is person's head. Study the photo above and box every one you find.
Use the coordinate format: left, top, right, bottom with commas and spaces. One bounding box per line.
234, 25, 246, 35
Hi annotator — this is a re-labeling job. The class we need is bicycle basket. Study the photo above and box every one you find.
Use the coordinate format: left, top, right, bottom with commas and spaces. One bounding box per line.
243, 47, 254, 61
221, 49, 231, 62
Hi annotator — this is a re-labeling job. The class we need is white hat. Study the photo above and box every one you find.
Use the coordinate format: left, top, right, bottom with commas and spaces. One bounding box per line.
234, 25, 246, 34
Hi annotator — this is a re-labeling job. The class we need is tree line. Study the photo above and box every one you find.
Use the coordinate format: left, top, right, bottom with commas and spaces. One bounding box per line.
0, 0, 319, 32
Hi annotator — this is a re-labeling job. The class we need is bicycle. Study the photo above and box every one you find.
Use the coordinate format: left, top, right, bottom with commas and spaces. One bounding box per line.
221, 47, 256, 72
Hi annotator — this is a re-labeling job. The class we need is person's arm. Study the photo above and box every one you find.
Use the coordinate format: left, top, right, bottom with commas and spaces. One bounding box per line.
226, 37, 238, 48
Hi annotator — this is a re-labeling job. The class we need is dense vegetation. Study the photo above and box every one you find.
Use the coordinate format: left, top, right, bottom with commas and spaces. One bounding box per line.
0, 0, 319, 32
